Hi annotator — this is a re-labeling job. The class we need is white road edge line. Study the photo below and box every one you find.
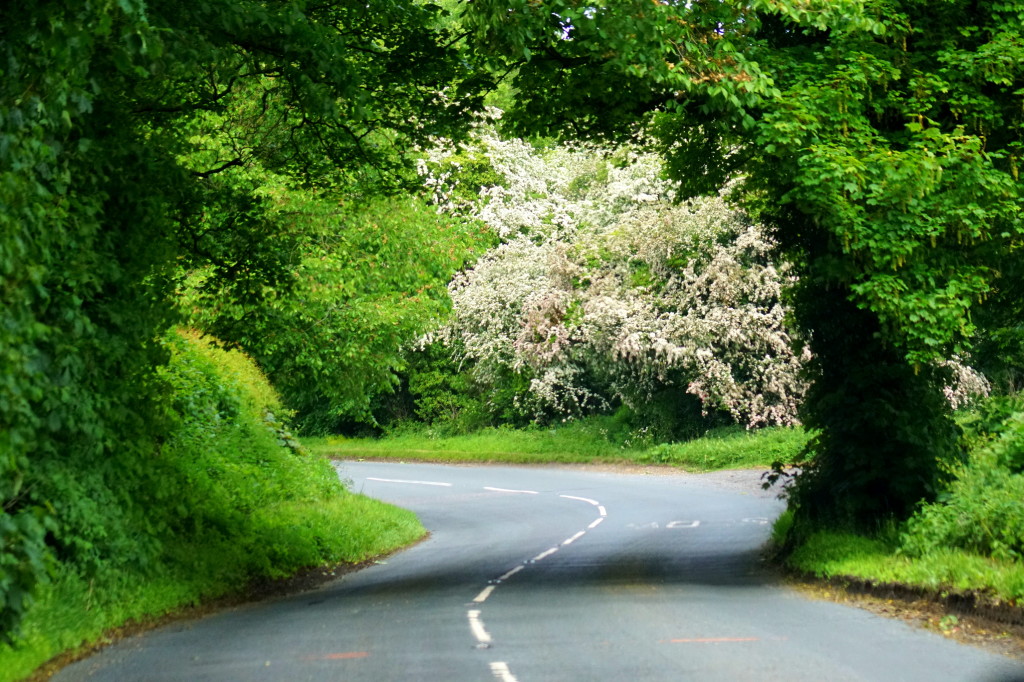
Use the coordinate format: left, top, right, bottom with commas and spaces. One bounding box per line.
484, 486, 539, 494
559, 494, 599, 506
473, 585, 496, 603
467, 610, 492, 644
366, 477, 452, 487
562, 530, 586, 545
532, 547, 559, 562
588, 517, 604, 529
490, 661, 519, 682
498, 565, 524, 581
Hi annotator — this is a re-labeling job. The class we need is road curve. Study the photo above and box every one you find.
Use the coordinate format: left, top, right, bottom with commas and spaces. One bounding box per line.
54, 462, 1024, 681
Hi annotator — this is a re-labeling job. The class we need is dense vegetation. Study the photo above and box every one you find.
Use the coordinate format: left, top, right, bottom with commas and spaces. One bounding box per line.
461, 0, 1023, 526
783, 397, 1024, 604
0, 331, 423, 681
2, 0, 1023, 672
1, 0, 481, 654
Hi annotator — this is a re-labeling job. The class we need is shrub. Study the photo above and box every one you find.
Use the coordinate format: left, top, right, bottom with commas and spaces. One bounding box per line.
155, 330, 360, 564
901, 397, 1024, 561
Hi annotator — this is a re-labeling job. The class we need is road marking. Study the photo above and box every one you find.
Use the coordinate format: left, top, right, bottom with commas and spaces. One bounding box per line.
532, 547, 559, 562
560, 494, 599, 506
588, 517, 604, 529
366, 477, 452, 487
497, 565, 524, 581
742, 517, 770, 525
562, 530, 586, 545
668, 637, 760, 643
490, 661, 519, 681
473, 585, 496, 603
484, 486, 539, 494
597, 505, 607, 517
467, 610, 492, 644
627, 522, 660, 529
666, 520, 701, 529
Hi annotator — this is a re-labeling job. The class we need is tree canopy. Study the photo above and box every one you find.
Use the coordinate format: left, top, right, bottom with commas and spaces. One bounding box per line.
3, 0, 1022, 644
463, 0, 1024, 523
0, 0, 484, 637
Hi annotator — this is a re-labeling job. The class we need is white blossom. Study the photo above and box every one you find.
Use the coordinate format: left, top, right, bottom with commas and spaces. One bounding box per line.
423, 121, 984, 425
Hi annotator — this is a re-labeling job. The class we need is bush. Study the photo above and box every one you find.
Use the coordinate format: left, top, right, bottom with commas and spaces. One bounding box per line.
901, 397, 1024, 561
155, 330, 394, 569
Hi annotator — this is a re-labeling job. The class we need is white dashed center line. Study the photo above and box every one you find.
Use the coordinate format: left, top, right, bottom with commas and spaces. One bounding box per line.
473, 585, 496, 603
459, 481, 609, 682
531, 547, 559, 562
559, 494, 600, 506
490, 661, 519, 681
484, 487, 539, 494
467, 610, 492, 645
497, 565, 524, 581
562, 530, 586, 545
365, 477, 452, 487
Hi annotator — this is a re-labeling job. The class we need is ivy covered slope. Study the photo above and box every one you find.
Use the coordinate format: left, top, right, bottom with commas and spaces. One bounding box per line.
0, 331, 423, 681
464, 0, 1024, 527
1, 0, 480, 648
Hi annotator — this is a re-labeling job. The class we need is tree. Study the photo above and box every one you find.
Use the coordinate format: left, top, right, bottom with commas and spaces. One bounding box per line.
181, 189, 494, 432
463, 0, 1023, 525
1, 0, 483, 636
422, 124, 809, 428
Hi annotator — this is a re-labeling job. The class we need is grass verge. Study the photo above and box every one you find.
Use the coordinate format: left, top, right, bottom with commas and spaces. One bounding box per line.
784, 524, 1024, 604
0, 493, 423, 682
308, 422, 809, 472
775, 509, 1024, 636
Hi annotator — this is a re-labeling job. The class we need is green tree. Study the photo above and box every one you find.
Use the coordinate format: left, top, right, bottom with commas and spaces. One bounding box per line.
1, 0, 483, 637
463, 0, 1023, 525
181, 189, 494, 432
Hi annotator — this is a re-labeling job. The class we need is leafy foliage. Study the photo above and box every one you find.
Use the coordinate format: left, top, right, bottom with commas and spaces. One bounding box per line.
1, 0, 479, 638
462, 0, 1023, 524
155, 331, 421, 575
901, 397, 1024, 561
397, 343, 494, 434
0, 332, 423, 679
786, 288, 964, 522
181, 187, 495, 433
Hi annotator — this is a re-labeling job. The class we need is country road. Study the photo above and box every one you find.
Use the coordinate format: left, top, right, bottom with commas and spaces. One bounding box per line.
55, 462, 1024, 681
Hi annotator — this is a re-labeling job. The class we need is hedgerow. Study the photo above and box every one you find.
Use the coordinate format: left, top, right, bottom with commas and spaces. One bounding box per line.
0, 331, 423, 680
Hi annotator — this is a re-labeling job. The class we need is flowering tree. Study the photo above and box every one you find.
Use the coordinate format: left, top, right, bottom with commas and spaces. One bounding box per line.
423, 124, 988, 430
462, 0, 1019, 524
426, 126, 811, 427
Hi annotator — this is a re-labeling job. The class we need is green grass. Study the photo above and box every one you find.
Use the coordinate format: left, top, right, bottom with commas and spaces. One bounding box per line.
0, 493, 423, 682
632, 426, 810, 470
308, 421, 809, 472
0, 331, 427, 682
779, 514, 1024, 604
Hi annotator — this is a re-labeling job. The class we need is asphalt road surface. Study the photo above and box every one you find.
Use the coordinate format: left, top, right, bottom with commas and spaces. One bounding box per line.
55, 462, 1024, 681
